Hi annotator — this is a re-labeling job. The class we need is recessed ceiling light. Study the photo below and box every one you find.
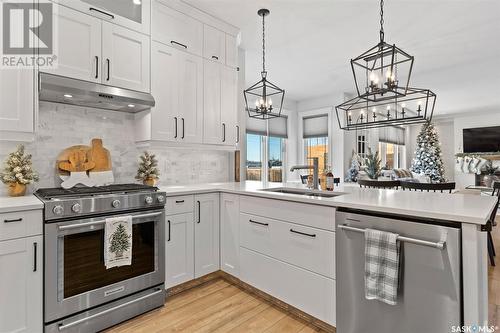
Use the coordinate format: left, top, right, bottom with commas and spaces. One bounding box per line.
133, 0, 141, 5
64, 94, 73, 98
128, 104, 135, 108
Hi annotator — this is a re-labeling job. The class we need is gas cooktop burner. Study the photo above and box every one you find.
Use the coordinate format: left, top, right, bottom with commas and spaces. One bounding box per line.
36, 184, 158, 199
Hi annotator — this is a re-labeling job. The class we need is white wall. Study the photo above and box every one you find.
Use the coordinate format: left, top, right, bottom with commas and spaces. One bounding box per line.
0, 102, 231, 196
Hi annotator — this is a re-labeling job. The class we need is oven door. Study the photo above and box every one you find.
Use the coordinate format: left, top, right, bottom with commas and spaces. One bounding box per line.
44, 209, 165, 323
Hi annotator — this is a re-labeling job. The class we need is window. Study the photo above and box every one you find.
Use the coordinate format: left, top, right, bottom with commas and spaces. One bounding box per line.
303, 114, 329, 171
357, 130, 368, 158
246, 115, 288, 183
378, 127, 406, 169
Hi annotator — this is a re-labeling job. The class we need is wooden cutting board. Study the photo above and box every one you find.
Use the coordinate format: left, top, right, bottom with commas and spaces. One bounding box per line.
56, 138, 112, 175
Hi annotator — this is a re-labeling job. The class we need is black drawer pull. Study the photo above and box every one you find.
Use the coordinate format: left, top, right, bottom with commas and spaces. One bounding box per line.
33, 242, 37, 272
211, 55, 219, 60
197, 201, 201, 224
290, 229, 316, 238
89, 7, 114, 19
171, 40, 188, 49
4, 218, 22, 223
167, 220, 171, 242
249, 219, 268, 226
175, 200, 185, 204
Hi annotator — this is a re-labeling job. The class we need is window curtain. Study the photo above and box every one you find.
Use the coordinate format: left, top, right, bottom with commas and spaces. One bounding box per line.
303, 114, 328, 138
379, 126, 405, 145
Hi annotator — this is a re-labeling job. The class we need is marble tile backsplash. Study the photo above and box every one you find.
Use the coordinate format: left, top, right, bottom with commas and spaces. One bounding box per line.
0, 102, 230, 196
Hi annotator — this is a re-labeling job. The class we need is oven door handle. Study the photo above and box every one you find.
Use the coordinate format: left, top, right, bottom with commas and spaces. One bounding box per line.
57, 212, 163, 231
57, 288, 164, 331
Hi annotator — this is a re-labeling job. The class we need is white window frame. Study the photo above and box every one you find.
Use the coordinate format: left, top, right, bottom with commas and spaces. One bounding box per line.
378, 142, 406, 169
298, 108, 333, 167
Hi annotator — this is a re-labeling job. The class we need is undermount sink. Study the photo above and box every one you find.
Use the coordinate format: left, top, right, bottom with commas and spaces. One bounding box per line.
259, 187, 343, 198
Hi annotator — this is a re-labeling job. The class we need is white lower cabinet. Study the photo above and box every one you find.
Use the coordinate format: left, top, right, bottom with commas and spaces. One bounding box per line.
165, 213, 194, 288
194, 193, 220, 278
240, 247, 336, 326
220, 193, 240, 277
0, 235, 43, 333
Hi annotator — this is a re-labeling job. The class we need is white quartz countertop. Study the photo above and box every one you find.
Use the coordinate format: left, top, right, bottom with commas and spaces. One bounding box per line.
160, 181, 497, 225
0, 194, 43, 213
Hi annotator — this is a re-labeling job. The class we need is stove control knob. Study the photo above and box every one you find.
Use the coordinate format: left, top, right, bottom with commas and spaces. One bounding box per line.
112, 200, 121, 208
53, 205, 64, 215
71, 203, 81, 213
157, 195, 165, 204
145, 196, 153, 204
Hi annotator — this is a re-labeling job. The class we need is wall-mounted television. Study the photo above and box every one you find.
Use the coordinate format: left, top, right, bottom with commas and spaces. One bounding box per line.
463, 126, 500, 153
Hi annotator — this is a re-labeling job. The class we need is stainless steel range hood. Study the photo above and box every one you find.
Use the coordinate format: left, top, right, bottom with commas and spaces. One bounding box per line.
39, 73, 155, 112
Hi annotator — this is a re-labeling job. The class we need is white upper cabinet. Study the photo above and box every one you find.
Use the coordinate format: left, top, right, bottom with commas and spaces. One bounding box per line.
194, 193, 220, 278
102, 22, 150, 92
225, 34, 238, 69
47, 5, 101, 82
203, 25, 225, 64
152, 0, 203, 57
221, 66, 239, 146
52, 0, 151, 35
203, 60, 222, 145
0, 235, 43, 333
0, 69, 35, 139
178, 52, 203, 143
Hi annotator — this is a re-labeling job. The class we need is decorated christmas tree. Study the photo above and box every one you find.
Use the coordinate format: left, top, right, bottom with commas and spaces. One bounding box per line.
411, 121, 445, 182
364, 148, 381, 180
345, 151, 361, 182
135, 151, 159, 184
109, 224, 131, 257
0, 145, 39, 185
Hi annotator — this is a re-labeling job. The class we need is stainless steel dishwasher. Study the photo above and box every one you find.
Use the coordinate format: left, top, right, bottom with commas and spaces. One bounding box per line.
336, 210, 462, 333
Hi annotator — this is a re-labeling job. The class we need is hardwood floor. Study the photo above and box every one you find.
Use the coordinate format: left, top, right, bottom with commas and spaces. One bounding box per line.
105, 279, 327, 333
107, 225, 500, 332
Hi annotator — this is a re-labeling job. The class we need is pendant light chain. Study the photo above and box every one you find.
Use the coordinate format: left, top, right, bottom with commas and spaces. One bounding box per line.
262, 13, 266, 73
379, 0, 385, 43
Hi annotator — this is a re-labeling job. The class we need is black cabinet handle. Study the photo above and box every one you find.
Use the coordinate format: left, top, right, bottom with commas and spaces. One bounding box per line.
167, 220, 171, 242
171, 40, 187, 49
4, 218, 22, 223
94, 56, 99, 79
211, 55, 219, 60
249, 219, 268, 226
106, 58, 110, 81
197, 201, 201, 223
174, 117, 178, 138
290, 228, 316, 238
222, 123, 226, 142
33, 242, 37, 272
181, 118, 185, 139
89, 7, 114, 19
236, 125, 240, 143
175, 200, 184, 204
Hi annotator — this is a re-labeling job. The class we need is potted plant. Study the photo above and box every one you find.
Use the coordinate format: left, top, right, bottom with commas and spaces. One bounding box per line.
0, 145, 39, 197
364, 149, 381, 180
483, 160, 499, 188
135, 151, 159, 186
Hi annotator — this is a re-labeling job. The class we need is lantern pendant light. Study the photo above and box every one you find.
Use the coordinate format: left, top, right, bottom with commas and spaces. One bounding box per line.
244, 9, 285, 120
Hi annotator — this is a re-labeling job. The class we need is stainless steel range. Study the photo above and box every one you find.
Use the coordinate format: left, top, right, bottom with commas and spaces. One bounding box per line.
36, 184, 166, 333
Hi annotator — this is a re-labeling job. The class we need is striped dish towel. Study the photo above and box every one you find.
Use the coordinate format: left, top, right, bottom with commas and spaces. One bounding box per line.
364, 228, 401, 305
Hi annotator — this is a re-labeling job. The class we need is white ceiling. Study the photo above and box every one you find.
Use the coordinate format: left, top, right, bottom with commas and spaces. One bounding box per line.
183, 0, 500, 115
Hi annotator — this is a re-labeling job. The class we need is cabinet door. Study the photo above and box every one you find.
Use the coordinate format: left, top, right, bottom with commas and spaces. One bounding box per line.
46, 4, 101, 82
194, 193, 220, 278
165, 213, 194, 288
102, 22, 150, 92
203, 25, 225, 64
220, 194, 240, 277
221, 66, 238, 146
152, 0, 203, 57
0, 236, 42, 333
0, 68, 34, 136
178, 52, 203, 144
225, 34, 238, 69
150, 42, 179, 142
203, 60, 222, 144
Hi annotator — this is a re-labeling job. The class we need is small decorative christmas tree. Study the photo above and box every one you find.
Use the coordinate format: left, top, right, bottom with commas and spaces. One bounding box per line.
109, 224, 131, 257
135, 151, 159, 185
345, 151, 361, 182
364, 148, 381, 180
411, 121, 445, 182
0, 145, 38, 196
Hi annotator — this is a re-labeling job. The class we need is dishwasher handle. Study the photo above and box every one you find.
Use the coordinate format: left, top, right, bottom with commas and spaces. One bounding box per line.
338, 224, 446, 250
